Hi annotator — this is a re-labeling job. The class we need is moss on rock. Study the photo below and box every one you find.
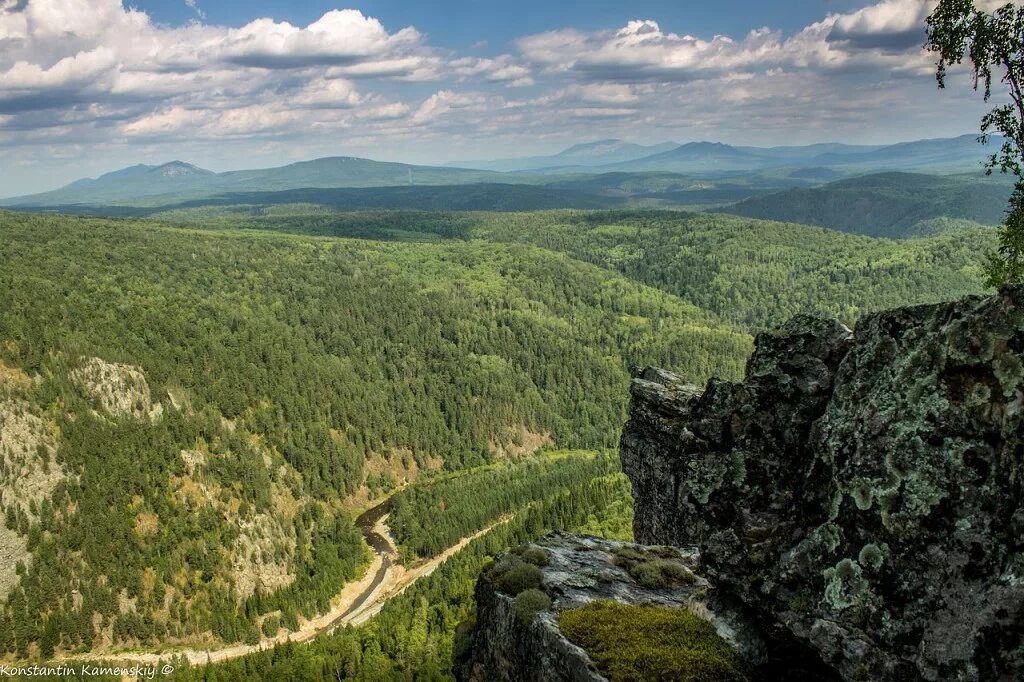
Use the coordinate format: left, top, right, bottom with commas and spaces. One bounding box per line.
558, 601, 746, 682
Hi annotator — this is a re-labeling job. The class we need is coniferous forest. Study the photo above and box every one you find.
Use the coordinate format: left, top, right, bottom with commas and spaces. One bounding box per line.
4, 0, 1023, 678
0, 205, 991, 679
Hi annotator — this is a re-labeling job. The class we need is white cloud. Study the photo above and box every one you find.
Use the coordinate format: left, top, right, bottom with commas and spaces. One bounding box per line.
291, 78, 363, 109
0, 1, 436, 116
185, 0, 205, 20
449, 55, 533, 85
411, 90, 487, 125
516, 2, 947, 83
121, 106, 206, 137
217, 10, 423, 69
0, 0, 1008, 195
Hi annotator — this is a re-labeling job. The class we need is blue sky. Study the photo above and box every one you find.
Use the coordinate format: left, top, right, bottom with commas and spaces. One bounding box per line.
134, 1, 869, 52
0, 0, 996, 195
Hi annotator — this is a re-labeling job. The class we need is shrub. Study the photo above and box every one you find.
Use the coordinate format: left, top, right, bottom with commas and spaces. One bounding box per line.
513, 589, 552, 625
629, 559, 695, 589
260, 615, 280, 637
520, 547, 551, 567
611, 545, 694, 589
559, 601, 746, 682
490, 556, 544, 595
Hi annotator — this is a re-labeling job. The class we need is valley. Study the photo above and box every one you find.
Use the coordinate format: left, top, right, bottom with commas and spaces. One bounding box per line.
4, 0, 1024, 677
0, 202, 994, 679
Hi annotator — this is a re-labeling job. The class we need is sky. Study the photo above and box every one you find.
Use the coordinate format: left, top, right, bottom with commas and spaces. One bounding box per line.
0, 0, 1004, 195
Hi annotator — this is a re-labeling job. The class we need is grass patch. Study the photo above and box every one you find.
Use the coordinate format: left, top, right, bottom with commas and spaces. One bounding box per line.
559, 601, 746, 682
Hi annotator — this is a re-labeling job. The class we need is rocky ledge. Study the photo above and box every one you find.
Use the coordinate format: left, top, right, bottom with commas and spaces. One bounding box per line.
455, 533, 761, 681
460, 288, 1023, 681
622, 287, 1024, 681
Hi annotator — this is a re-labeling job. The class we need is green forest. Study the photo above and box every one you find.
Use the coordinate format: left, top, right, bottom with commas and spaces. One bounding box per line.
0, 204, 991, 675
724, 172, 1012, 237
152, 206, 992, 329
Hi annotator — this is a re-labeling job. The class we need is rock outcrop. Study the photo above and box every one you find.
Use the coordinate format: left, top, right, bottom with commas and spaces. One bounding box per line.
70, 356, 162, 421
622, 288, 1024, 681
456, 533, 749, 682
460, 288, 1024, 681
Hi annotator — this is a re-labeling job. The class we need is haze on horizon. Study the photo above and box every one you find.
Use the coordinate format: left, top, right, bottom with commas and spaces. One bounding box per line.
0, 0, 1005, 195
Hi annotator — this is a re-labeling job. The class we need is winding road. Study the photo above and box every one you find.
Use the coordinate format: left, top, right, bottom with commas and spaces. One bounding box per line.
48, 495, 507, 667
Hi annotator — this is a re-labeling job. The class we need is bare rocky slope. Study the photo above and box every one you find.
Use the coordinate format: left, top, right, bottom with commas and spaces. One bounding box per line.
459, 287, 1024, 681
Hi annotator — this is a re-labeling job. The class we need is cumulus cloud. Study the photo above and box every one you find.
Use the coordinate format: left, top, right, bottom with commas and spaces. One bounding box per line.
827, 0, 931, 51
0, 1, 434, 116
217, 11, 424, 69
411, 90, 488, 125
516, 1, 951, 82
0, 0, 1007, 195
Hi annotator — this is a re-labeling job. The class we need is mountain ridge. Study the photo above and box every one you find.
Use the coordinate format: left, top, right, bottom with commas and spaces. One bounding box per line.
3, 134, 998, 209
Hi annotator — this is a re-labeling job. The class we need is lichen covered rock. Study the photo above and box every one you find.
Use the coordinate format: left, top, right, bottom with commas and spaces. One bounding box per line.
456, 533, 754, 682
621, 287, 1024, 681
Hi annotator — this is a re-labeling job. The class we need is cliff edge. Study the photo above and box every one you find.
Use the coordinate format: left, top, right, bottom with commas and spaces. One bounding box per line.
459, 288, 1024, 681
622, 287, 1024, 680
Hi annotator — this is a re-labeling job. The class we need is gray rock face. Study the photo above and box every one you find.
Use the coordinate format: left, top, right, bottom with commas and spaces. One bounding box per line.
621, 288, 1024, 681
456, 533, 752, 681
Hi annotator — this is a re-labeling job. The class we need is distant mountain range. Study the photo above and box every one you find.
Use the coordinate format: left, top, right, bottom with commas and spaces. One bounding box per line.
594, 135, 993, 174
453, 139, 679, 172
3, 157, 509, 207
0, 134, 998, 210
454, 135, 994, 175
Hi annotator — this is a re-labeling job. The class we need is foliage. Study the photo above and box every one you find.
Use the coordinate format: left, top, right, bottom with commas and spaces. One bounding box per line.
724, 172, 1012, 237
628, 560, 695, 589
927, 0, 1024, 175
512, 589, 551, 625
153, 206, 992, 331
490, 559, 544, 596
518, 547, 551, 567
473, 210, 991, 329
927, 0, 1024, 283
985, 181, 1024, 285
558, 601, 747, 682
0, 199, 993, 667
150, 473, 636, 681
0, 210, 746, 656
387, 451, 620, 560
611, 546, 695, 588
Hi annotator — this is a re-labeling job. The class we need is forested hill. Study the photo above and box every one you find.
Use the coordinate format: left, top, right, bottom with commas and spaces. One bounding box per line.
36, 184, 627, 215
0, 209, 749, 658
154, 207, 993, 331
722, 171, 1012, 238
0, 205, 993, 664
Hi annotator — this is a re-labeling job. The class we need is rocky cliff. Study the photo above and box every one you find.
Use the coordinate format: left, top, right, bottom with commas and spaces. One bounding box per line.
622, 287, 1024, 680
460, 288, 1024, 681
